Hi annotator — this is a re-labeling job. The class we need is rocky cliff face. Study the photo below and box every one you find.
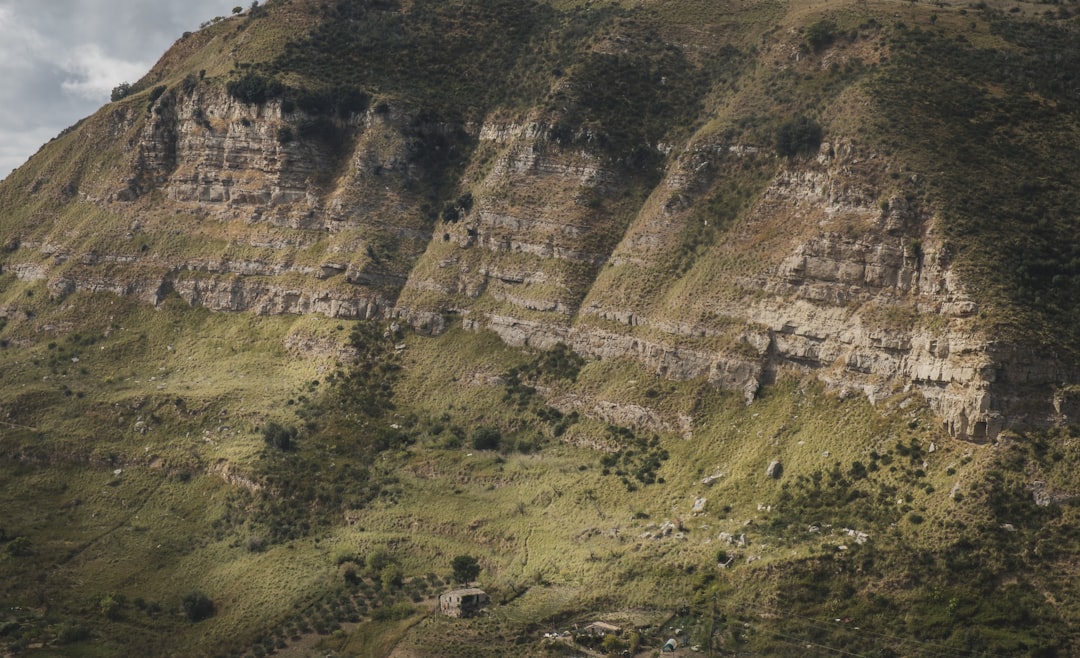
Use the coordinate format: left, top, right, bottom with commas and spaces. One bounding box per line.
1, 7, 1075, 443
397, 125, 1072, 442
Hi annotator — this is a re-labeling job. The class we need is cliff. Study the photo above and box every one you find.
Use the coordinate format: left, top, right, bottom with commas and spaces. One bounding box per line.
1, 0, 1078, 441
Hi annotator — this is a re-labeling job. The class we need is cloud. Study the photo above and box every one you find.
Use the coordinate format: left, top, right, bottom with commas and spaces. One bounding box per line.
59, 44, 152, 102
0, 0, 239, 180
0, 6, 47, 73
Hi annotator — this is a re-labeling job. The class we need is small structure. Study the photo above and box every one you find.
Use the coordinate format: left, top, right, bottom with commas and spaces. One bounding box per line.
439, 588, 489, 618
662, 637, 678, 652
583, 621, 621, 636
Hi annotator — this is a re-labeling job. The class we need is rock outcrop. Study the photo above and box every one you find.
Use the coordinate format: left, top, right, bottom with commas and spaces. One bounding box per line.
1, 8, 1075, 443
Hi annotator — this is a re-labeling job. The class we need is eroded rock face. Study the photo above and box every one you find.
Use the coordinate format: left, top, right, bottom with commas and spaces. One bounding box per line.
424, 137, 1072, 441
2, 83, 1072, 441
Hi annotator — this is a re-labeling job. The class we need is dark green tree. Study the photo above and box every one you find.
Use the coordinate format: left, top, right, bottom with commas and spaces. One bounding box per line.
262, 421, 297, 451
181, 591, 215, 622
451, 554, 481, 584
470, 426, 501, 451
775, 117, 823, 158
803, 19, 838, 52
110, 82, 132, 102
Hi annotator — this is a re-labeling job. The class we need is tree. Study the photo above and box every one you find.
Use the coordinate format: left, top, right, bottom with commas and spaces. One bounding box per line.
803, 19, 838, 52
262, 421, 296, 451
470, 426, 501, 451
451, 554, 481, 584
110, 82, 132, 102
181, 591, 215, 622
601, 633, 625, 654
380, 563, 404, 590
226, 72, 283, 105
774, 117, 823, 158
365, 547, 392, 575
232, 6, 243, 14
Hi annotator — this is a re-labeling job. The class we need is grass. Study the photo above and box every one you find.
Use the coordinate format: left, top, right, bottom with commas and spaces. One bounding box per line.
0, 288, 1077, 655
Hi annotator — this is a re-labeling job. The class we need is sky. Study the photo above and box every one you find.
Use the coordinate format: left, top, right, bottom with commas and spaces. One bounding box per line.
0, 0, 239, 181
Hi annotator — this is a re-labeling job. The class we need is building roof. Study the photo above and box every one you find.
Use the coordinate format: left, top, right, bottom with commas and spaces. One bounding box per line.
584, 621, 621, 633
442, 588, 487, 597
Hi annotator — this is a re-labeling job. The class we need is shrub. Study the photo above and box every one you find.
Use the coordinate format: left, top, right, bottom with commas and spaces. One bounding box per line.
340, 562, 360, 584
804, 19, 838, 51
262, 421, 297, 451
182, 591, 215, 622
471, 426, 501, 451
181, 73, 199, 95
227, 72, 284, 105
371, 601, 415, 621
5, 536, 31, 557
380, 563, 404, 590
295, 116, 338, 141
55, 621, 90, 644
441, 204, 460, 223
601, 634, 626, 653
365, 547, 392, 574
146, 85, 167, 111
99, 593, 122, 620
775, 117, 823, 157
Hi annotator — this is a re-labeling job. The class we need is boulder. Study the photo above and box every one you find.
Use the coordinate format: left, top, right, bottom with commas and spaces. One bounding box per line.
766, 460, 783, 479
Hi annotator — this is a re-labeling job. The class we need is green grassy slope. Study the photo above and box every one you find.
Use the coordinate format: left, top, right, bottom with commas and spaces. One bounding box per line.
2, 270, 1078, 656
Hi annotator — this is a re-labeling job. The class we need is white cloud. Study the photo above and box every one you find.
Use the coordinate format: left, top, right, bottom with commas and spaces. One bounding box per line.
0, 0, 239, 181
59, 44, 151, 102
0, 6, 47, 73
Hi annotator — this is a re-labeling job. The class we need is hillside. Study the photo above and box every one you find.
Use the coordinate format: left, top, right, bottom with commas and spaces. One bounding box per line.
1, 0, 1080, 656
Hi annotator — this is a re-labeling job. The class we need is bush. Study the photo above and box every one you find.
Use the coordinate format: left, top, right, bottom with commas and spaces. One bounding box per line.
804, 19, 838, 51
441, 204, 460, 223
99, 593, 122, 620
146, 85, 167, 112
601, 634, 626, 653
371, 601, 415, 621
365, 547, 392, 574
5, 536, 31, 557
182, 591, 215, 622
295, 116, 339, 142
299, 85, 369, 117
775, 117, 823, 157
262, 421, 297, 451
227, 72, 284, 105
380, 563, 404, 590
471, 426, 501, 451
55, 621, 90, 644
340, 562, 360, 584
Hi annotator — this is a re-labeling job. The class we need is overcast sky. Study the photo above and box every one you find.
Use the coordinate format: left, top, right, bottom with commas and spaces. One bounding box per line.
0, 0, 238, 181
